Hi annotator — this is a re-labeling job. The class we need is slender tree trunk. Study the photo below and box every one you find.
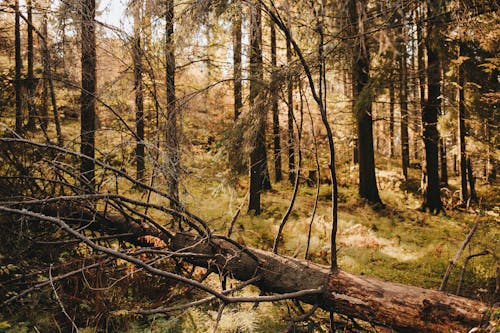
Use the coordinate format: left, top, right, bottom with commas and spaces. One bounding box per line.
349, 0, 382, 205
421, 0, 442, 213
248, 0, 267, 215
270, 19, 282, 183
15, 0, 23, 133
399, 18, 409, 180
458, 44, 468, 203
286, 3, 295, 185
440, 137, 448, 185
417, 4, 426, 162
40, 10, 49, 132
467, 158, 477, 203
26, 0, 36, 130
233, 0, 242, 120
133, 1, 145, 181
165, 0, 179, 208
230, 0, 245, 174
80, 0, 97, 192
439, 62, 448, 186
389, 78, 395, 159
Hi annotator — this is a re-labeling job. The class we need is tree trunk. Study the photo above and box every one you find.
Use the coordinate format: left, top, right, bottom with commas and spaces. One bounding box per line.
440, 137, 448, 186
172, 232, 493, 333
349, 0, 382, 205
13, 203, 493, 333
389, 78, 395, 159
270, 19, 282, 183
15, 0, 23, 133
421, 0, 442, 213
26, 0, 36, 130
80, 0, 97, 192
233, 0, 242, 120
467, 158, 477, 203
399, 18, 409, 180
133, 1, 145, 181
416, 3, 426, 163
165, 0, 179, 208
248, 0, 266, 215
40, 10, 49, 132
286, 2, 295, 185
458, 44, 468, 203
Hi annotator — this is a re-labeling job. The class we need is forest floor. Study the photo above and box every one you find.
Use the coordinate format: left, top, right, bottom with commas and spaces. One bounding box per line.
1, 111, 499, 332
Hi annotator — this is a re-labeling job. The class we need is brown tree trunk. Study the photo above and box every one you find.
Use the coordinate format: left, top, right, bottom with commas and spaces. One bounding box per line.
399, 17, 409, 180
233, 0, 242, 120
248, 0, 266, 215
349, 0, 382, 205
80, 0, 97, 192
458, 44, 468, 203
286, 2, 295, 185
270, 19, 282, 183
172, 233, 493, 333
467, 158, 478, 203
26, 0, 36, 130
15, 0, 23, 133
40, 10, 49, 132
389, 79, 395, 159
421, 0, 442, 213
165, 0, 179, 208
132, 1, 145, 181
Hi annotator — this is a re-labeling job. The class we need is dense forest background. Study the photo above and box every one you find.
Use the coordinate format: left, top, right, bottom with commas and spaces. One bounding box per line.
0, 0, 498, 332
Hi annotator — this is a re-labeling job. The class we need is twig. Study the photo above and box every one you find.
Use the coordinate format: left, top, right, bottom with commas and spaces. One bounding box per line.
456, 250, 491, 295
49, 265, 79, 332
440, 214, 480, 291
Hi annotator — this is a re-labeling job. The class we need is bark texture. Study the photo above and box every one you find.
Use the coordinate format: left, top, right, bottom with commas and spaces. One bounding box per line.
80, 0, 97, 192
172, 233, 492, 333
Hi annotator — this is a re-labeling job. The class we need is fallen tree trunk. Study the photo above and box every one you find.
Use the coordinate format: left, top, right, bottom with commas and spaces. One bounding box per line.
4, 202, 494, 332
172, 233, 493, 333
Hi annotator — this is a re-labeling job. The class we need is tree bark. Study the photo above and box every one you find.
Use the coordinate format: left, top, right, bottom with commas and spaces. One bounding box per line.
421, 0, 442, 213
286, 1, 295, 185
132, 1, 145, 181
233, 0, 242, 120
458, 44, 468, 203
248, 0, 267, 215
398, 16, 409, 180
165, 0, 179, 208
349, 0, 382, 205
15, 0, 23, 133
270, 19, 282, 183
40, 10, 49, 132
389, 78, 395, 159
26, 0, 36, 130
80, 0, 97, 192
172, 232, 493, 333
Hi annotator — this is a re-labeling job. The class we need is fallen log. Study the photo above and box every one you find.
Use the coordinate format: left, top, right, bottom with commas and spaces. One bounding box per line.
3, 202, 495, 332
172, 233, 494, 333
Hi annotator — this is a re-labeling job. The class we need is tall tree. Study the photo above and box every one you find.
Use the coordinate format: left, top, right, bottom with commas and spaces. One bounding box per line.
398, 8, 409, 180
389, 77, 395, 159
26, 0, 36, 130
457, 43, 468, 203
248, 0, 267, 214
286, 1, 295, 185
421, 0, 443, 212
40, 8, 49, 132
80, 0, 97, 192
270, 19, 282, 182
233, 0, 242, 120
165, 0, 179, 208
14, 0, 23, 133
132, 0, 145, 181
349, 0, 382, 205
